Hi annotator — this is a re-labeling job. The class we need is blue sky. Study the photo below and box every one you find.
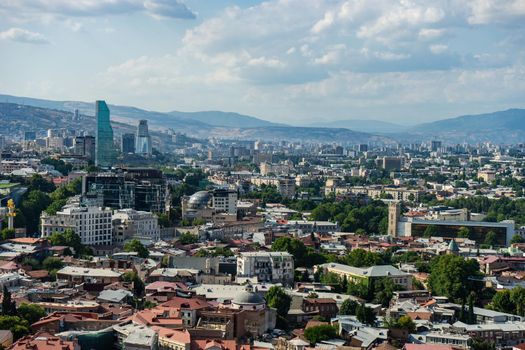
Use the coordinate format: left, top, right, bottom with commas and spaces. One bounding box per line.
1, 0, 524, 125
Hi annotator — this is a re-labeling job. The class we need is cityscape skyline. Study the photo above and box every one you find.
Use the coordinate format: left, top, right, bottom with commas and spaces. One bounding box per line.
1, 0, 525, 125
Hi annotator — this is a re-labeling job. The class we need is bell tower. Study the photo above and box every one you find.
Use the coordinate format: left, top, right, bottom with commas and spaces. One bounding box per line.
388, 201, 400, 237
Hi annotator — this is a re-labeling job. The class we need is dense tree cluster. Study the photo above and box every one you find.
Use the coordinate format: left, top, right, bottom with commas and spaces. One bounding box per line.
309, 199, 388, 234
442, 196, 525, 225
427, 254, 482, 302
304, 325, 338, 344
265, 286, 291, 329
489, 287, 525, 316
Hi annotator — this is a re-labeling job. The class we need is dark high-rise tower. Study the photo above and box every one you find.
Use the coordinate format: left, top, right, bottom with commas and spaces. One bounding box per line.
121, 133, 136, 154
95, 100, 115, 167
135, 120, 152, 155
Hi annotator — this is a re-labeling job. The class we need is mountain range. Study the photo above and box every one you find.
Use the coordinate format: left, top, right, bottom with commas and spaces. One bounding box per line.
0, 93, 524, 144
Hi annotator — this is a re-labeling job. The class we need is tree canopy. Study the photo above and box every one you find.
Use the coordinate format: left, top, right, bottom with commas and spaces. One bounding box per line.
428, 254, 482, 302
124, 239, 150, 258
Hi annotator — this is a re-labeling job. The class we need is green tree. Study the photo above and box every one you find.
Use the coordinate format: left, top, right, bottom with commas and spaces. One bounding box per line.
423, 225, 438, 238
385, 315, 416, 333
0, 315, 29, 340
17, 303, 46, 325
122, 271, 145, 297
457, 226, 471, 239
510, 286, 525, 316
470, 339, 495, 350
2, 286, 16, 316
42, 257, 64, 271
428, 254, 482, 302
339, 299, 358, 315
178, 232, 199, 245
49, 229, 91, 257
373, 278, 403, 307
303, 325, 337, 345
124, 239, 150, 258
0, 229, 15, 241
510, 234, 525, 244
356, 303, 376, 326
344, 249, 383, 267
491, 290, 515, 314
272, 237, 307, 266
265, 286, 291, 328
483, 231, 497, 247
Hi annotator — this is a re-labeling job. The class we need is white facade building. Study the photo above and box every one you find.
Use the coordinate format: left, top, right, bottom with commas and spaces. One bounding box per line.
112, 208, 160, 245
237, 252, 294, 285
41, 205, 113, 246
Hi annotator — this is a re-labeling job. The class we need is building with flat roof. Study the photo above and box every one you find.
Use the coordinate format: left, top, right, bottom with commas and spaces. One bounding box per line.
83, 168, 170, 213
237, 251, 294, 285
40, 204, 113, 246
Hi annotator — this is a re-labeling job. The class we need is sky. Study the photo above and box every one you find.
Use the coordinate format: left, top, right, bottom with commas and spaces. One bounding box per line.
0, 0, 524, 125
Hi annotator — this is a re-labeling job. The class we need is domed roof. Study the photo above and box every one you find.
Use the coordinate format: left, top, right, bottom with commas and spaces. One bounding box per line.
232, 285, 265, 305
188, 191, 211, 208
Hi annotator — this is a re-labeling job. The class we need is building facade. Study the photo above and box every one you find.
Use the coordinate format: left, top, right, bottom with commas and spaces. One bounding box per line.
112, 208, 160, 245
237, 252, 294, 285
41, 205, 113, 246
95, 100, 115, 167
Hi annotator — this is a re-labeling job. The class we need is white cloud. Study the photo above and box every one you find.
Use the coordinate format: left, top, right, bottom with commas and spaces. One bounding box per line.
247, 56, 285, 68
467, 0, 525, 24
430, 44, 448, 54
311, 11, 335, 33
0, 0, 196, 22
418, 28, 446, 41
0, 27, 49, 44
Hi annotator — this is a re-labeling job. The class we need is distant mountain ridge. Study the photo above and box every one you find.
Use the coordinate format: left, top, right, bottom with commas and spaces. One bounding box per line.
308, 119, 406, 133
1, 93, 523, 144
0, 94, 391, 144
405, 108, 525, 143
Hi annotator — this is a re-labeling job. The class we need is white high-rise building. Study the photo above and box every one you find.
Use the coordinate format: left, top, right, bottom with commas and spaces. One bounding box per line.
41, 205, 113, 246
135, 120, 152, 155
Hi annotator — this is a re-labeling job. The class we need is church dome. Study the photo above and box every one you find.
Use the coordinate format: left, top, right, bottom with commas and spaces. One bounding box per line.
232, 285, 265, 306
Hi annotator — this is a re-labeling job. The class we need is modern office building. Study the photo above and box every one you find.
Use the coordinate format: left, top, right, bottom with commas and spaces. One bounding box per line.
121, 133, 135, 154
388, 202, 515, 245
95, 100, 115, 167
74, 135, 96, 162
40, 204, 113, 246
83, 168, 170, 213
181, 189, 238, 220
135, 120, 152, 156
24, 131, 36, 141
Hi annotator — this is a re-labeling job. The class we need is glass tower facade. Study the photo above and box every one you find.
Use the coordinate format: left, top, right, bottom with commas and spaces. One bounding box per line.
95, 100, 115, 167
135, 119, 152, 155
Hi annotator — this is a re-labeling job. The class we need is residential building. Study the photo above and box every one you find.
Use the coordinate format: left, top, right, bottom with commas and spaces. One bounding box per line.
40, 204, 113, 246
112, 208, 160, 245
237, 252, 294, 285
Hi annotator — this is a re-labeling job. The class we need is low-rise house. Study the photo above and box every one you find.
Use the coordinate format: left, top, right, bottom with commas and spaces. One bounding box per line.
317, 263, 412, 290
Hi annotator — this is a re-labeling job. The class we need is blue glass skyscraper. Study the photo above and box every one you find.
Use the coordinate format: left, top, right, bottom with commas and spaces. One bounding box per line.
95, 100, 115, 167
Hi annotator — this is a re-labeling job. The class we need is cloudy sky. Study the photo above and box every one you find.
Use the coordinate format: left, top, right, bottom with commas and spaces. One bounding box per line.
1, 0, 524, 125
